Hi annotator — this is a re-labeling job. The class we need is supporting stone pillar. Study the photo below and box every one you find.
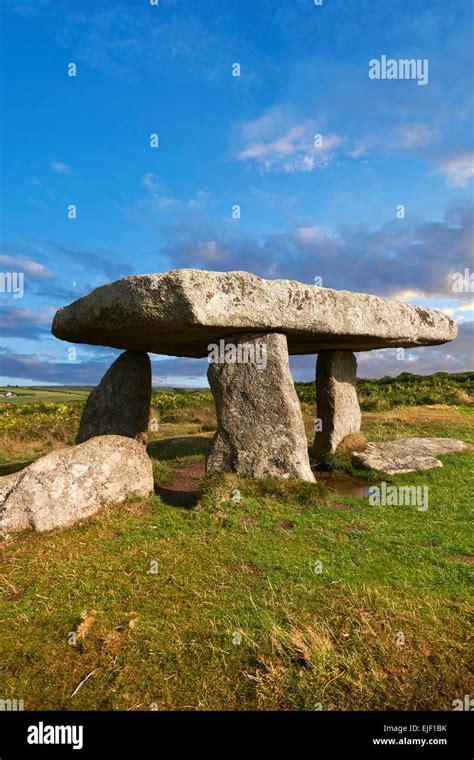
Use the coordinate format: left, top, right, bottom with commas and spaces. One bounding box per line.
313, 350, 361, 457
206, 332, 315, 482
76, 350, 151, 445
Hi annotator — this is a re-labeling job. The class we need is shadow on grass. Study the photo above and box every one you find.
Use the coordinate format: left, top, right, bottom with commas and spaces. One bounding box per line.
155, 484, 200, 508
147, 436, 210, 461
150, 441, 206, 508
0, 460, 33, 477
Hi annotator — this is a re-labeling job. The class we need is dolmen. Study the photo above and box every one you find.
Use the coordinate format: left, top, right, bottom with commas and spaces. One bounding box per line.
52, 268, 456, 476
0, 268, 459, 532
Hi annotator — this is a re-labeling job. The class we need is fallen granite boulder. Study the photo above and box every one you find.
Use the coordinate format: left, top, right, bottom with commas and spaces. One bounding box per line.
352, 437, 469, 474
76, 350, 151, 445
52, 269, 457, 358
206, 332, 315, 482
0, 436, 154, 533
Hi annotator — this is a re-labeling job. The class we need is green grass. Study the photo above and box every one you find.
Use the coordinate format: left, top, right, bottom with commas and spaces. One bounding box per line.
0, 394, 472, 711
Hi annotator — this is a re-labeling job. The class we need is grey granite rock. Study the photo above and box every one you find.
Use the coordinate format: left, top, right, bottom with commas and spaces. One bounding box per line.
352, 437, 469, 474
206, 332, 315, 482
52, 269, 457, 357
76, 350, 151, 445
313, 351, 361, 456
0, 436, 154, 533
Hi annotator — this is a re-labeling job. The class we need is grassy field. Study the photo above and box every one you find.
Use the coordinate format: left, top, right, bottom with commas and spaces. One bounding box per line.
0, 386, 92, 404
0, 376, 472, 710
0, 385, 199, 404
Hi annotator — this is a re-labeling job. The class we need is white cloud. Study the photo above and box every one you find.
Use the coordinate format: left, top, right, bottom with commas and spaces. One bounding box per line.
235, 107, 343, 173
141, 173, 178, 210
50, 161, 71, 175
349, 144, 371, 159
135, 178, 214, 220
348, 123, 435, 158
193, 241, 225, 263
142, 172, 159, 193
294, 226, 333, 244
164, 203, 473, 300
391, 287, 427, 300
436, 152, 474, 187
186, 189, 213, 210
235, 110, 439, 172
442, 301, 474, 317
392, 123, 434, 149
0, 255, 53, 280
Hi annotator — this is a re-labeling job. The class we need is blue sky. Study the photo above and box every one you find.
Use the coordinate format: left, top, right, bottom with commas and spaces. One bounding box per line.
0, 0, 473, 386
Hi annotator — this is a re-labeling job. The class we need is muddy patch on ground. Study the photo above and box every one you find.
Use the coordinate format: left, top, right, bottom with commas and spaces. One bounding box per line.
315, 472, 375, 499
155, 459, 205, 506
154, 440, 376, 507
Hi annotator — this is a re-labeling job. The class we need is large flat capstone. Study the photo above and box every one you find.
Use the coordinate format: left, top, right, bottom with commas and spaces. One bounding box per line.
52, 269, 456, 358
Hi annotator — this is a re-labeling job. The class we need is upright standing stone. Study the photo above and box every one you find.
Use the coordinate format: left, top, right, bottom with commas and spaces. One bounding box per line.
313, 350, 361, 457
206, 332, 315, 482
76, 350, 151, 445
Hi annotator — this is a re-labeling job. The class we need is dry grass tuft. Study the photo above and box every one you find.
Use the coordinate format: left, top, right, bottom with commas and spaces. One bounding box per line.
336, 433, 367, 453
76, 610, 97, 640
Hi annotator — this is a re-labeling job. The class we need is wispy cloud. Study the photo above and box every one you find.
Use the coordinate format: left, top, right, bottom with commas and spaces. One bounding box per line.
290, 321, 474, 380
391, 123, 435, 149
126, 178, 214, 226
151, 356, 208, 384
234, 109, 443, 173
355, 321, 474, 377
163, 203, 474, 300
45, 1, 249, 84
142, 173, 159, 193
235, 107, 344, 173
140, 173, 178, 211
50, 161, 71, 175
0, 346, 209, 386
0, 307, 51, 340
0, 241, 135, 308
2, 241, 132, 286
0, 254, 53, 279
0, 347, 109, 384
435, 152, 474, 187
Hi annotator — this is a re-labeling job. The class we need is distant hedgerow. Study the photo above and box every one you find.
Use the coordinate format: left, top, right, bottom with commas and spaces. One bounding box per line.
295, 371, 474, 410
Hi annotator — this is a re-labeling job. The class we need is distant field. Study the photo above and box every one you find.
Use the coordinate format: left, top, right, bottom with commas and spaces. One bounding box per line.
0, 385, 205, 404
3, 372, 473, 409
0, 386, 92, 404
